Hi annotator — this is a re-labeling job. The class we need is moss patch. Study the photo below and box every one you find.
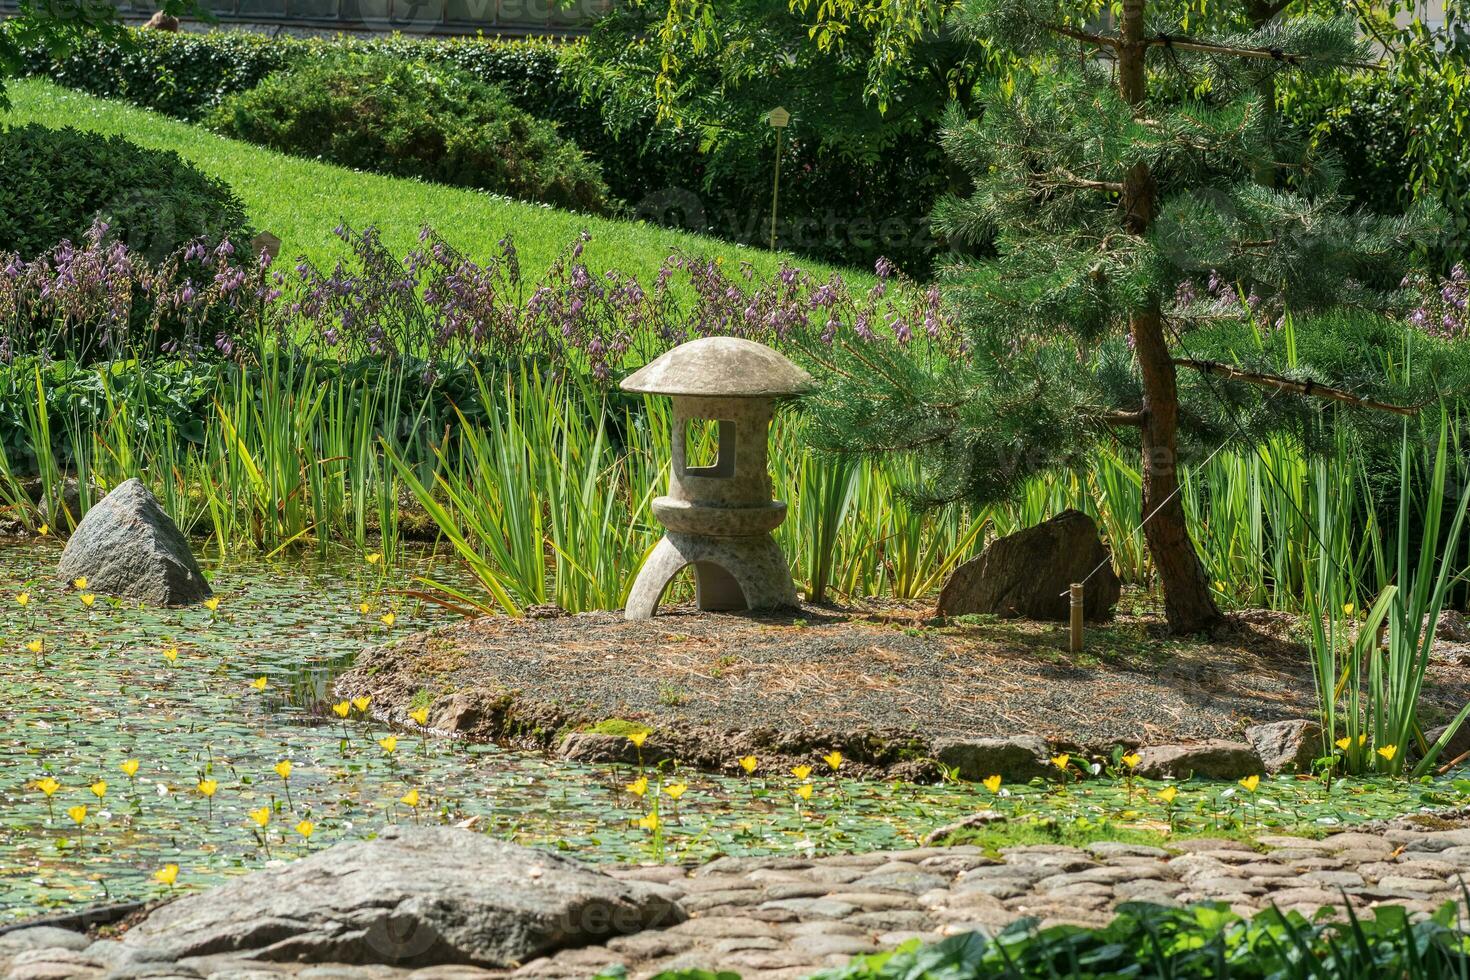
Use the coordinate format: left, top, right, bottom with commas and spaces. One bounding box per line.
940, 816, 1274, 856
586, 718, 654, 737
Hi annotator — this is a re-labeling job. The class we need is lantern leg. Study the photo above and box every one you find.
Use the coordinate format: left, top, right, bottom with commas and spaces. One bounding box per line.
625, 532, 798, 620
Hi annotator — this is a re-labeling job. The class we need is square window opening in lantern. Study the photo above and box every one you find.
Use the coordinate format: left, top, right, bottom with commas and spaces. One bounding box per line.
683, 418, 735, 478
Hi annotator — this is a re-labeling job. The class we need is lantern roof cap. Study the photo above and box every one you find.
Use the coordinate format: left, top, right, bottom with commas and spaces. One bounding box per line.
621, 337, 815, 398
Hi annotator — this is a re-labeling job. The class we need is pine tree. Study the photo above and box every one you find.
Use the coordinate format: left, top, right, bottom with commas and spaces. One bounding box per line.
798, 0, 1442, 634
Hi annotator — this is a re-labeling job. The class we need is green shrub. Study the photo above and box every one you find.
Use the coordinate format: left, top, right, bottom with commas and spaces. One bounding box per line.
0, 123, 252, 259
206, 54, 608, 213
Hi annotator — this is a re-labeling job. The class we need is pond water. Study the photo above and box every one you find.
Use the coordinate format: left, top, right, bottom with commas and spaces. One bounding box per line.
1, 538, 1462, 922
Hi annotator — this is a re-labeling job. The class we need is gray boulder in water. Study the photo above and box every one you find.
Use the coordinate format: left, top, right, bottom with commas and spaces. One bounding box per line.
56, 478, 211, 606
119, 826, 686, 967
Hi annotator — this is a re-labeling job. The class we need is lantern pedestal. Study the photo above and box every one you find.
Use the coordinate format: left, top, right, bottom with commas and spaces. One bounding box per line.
626, 531, 798, 619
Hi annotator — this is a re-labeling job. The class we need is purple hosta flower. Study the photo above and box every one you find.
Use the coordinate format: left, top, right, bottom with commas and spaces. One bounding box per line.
3, 257, 23, 278
1244, 288, 1262, 313
1173, 279, 1198, 308
1454, 263, 1467, 283
891, 312, 912, 345
1410, 307, 1429, 327
779, 266, 799, 287
875, 257, 896, 280
809, 283, 838, 309
215, 333, 235, 357
215, 239, 234, 258
571, 264, 591, 290
180, 284, 196, 305
854, 313, 875, 342
499, 235, 520, 284
821, 318, 838, 345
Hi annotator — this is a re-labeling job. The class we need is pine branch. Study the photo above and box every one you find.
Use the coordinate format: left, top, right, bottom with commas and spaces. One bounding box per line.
1172, 359, 1422, 415
1041, 22, 1119, 49
1146, 33, 1384, 71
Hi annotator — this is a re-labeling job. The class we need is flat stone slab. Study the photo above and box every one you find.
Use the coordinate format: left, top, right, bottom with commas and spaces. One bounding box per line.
118, 827, 685, 968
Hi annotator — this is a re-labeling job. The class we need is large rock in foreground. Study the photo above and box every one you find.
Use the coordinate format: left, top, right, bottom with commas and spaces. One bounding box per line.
121, 827, 685, 968
938, 509, 1121, 621
56, 479, 210, 606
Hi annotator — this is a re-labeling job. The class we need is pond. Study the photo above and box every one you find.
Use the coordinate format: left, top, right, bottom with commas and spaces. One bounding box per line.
1, 538, 1463, 922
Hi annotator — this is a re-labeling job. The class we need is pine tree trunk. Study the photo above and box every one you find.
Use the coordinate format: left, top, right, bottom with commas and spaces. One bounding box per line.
1119, 0, 1224, 635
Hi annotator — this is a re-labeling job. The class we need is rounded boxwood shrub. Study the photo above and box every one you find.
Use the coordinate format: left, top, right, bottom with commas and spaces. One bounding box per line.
0, 123, 253, 260
208, 55, 609, 213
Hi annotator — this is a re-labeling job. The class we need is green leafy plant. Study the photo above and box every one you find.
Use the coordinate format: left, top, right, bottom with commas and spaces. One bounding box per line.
0, 123, 251, 260
207, 54, 608, 213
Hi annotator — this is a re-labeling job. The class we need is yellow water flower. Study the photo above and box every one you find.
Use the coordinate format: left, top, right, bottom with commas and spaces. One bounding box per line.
80, 593, 96, 607
203, 597, 221, 611
38, 523, 48, 536
366, 552, 382, 565
625, 776, 649, 797
163, 646, 179, 664
248, 807, 271, 828
627, 731, 649, 749
822, 751, 844, 771
197, 779, 218, 798
637, 812, 660, 831
738, 756, 758, 774
16, 591, 29, 606
1378, 744, 1399, 761
1343, 603, 1355, 616
1157, 786, 1178, 804
26, 639, 43, 655
120, 760, 140, 778
1051, 754, 1071, 771
295, 820, 315, 839
1121, 752, 1142, 770
331, 701, 350, 718
400, 789, 420, 807
274, 760, 293, 780
982, 774, 1003, 794
1238, 774, 1260, 793
153, 865, 179, 886
358, 601, 372, 615
664, 782, 688, 800
408, 707, 430, 726
36, 777, 60, 797
352, 696, 371, 713
250, 676, 268, 691
89, 780, 107, 800
380, 612, 396, 627
72, 577, 87, 590
378, 735, 398, 754
67, 805, 87, 825
795, 783, 814, 800
791, 765, 812, 780
1336, 734, 1367, 751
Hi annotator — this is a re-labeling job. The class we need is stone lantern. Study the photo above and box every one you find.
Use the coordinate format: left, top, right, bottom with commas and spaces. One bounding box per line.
622, 337, 814, 619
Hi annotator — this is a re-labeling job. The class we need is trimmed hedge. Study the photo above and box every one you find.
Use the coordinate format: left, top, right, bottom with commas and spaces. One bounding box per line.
207, 53, 608, 212
0, 122, 252, 259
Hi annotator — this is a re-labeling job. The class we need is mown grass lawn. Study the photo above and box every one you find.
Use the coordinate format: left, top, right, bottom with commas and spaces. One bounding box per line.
4, 79, 863, 284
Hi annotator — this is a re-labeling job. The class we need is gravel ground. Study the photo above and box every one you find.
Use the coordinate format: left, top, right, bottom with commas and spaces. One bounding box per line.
336, 602, 1470, 774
